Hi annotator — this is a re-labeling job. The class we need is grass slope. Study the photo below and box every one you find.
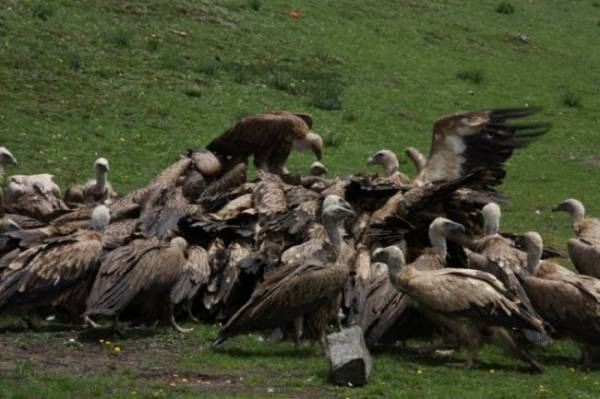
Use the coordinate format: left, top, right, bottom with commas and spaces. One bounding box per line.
1, 0, 600, 397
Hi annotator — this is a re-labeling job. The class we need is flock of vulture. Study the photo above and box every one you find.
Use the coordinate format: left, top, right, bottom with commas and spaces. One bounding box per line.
1, 108, 600, 372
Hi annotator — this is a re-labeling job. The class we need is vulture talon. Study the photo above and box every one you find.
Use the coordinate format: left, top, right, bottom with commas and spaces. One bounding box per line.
84, 315, 103, 329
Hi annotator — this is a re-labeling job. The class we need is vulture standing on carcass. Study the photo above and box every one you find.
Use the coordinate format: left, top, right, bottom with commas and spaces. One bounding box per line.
212, 197, 356, 350
4, 173, 69, 221
206, 111, 323, 175
375, 218, 545, 371
517, 232, 600, 366
552, 198, 600, 278
84, 236, 202, 333
0, 147, 18, 204
64, 157, 118, 205
0, 205, 110, 326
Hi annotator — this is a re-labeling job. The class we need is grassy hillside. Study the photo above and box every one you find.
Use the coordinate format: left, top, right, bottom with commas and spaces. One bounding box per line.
1, 0, 600, 397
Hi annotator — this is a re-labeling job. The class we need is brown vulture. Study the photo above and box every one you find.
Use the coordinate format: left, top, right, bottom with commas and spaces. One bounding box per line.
212, 197, 356, 350
206, 111, 323, 175
376, 218, 545, 372
64, 157, 118, 206
367, 149, 411, 185
552, 198, 600, 279
0, 205, 110, 324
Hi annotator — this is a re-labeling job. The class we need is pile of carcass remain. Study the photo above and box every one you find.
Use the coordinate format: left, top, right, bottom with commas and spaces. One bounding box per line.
1, 108, 599, 372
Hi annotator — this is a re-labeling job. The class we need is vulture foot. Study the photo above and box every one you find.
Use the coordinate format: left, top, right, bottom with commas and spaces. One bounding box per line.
186, 303, 200, 323
84, 316, 103, 329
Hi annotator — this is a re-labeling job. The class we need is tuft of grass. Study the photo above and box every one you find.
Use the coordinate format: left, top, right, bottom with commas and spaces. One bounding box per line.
183, 87, 202, 98
310, 83, 344, 111
31, 1, 54, 21
147, 37, 160, 52
456, 69, 485, 85
496, 2, 515, 14
342, 111, 357, 123
106, 29, 132, 48
322, 129, 344, 148
562, 92, 582, 108
248, 0, 263, 11
67, 53, 82, 71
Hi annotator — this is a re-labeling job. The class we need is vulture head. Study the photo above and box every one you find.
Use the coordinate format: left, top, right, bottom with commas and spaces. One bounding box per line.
429, 217, 465, 256
367, 149, 399, 176
552, 198, 585, 224
0, 147, 17, 167
321, 196, 356, 222
189, 149, 223, 177
310, 161, 328, 176
322, 194, 351, 212
517, 231, 544, 275
91, 205, 111, 232
94, 157, 110, 173
482, 202, 501, 236
294, 132, 323, 160
372, 245, 406, 277
170, 236, 189, 251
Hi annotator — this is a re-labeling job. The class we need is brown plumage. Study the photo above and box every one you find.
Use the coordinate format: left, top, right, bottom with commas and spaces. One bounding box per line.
4, 174, 69, 221
213, 197, 356, 347
207, 111, 322, 174
405, 146, 427, 173
0, 206, 109, 319
553, 199, 600, 278
377, 219, 545, 371
518, 232, 600, 365
84, 236, 193, 332
413, 107, 550, 186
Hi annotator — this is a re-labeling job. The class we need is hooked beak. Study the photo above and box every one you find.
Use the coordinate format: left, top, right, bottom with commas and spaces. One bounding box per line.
551, 203, 564, 213
367, 156, 375, 166
8, 155, 17, 165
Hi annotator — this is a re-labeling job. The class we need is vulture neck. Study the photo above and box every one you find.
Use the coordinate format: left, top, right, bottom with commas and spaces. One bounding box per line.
484, 216, 499, 236
322, 215, 343, 253
95, 168, 107, 194
526, 244, 543, 275
569, 203, 585, 226
384, 162, 399, 177
386, 255, 405, 288
429, 229, 448, 258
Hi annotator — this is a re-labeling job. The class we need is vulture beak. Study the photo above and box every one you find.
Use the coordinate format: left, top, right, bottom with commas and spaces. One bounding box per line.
367, 156, 375, 166
371, 247, 386, 263
8, 154, 17, 165
311, 142, 322, 160
551, 203, 564, 213
340, 203, 356, 219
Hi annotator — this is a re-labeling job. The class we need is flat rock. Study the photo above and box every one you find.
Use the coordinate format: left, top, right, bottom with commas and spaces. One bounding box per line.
327, 326, 372, 387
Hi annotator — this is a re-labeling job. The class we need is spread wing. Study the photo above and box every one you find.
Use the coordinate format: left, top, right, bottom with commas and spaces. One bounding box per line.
415, 107, 550, 186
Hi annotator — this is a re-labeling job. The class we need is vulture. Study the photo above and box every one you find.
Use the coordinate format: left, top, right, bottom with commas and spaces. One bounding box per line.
64, 157, 118, 205
4, 173, 68, 221
518, 232, 600, 366
367, 149, 411, 185
213, 196, 356, 349
0, 147, 18, 203
376, 218, 545, 371
84, 236, 200, 333
553, 198, 600, 278
206, 111, 323, 175
0, 205, 110, 324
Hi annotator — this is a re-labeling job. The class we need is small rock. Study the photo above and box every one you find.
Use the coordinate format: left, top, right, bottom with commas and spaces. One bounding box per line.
327, 326, 372, 387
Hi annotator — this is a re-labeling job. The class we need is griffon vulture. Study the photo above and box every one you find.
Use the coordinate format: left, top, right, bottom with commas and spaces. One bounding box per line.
64, 158, 118, 205
84, 236, 201, 333
0, 147, 17, 204
0, 205, 109, 324
552, 198, 600, 278
518, 232, 600, 366
213, 197, 356, 349
206, 111, 323, 175
4, 174, 68, 221
376, 240, 544, 372
367, 149, 411, 185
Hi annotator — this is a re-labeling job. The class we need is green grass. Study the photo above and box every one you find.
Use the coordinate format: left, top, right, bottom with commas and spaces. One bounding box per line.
1, 0, 600, 397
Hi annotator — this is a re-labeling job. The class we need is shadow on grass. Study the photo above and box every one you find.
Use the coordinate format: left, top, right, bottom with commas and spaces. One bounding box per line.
212, 346, 317, 359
